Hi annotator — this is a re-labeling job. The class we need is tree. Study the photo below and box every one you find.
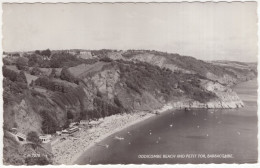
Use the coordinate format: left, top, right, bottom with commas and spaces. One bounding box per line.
3, 66, 18, 82
27, 131, 41, 144
75, 50, 80, 55
100, 57, 112, 62
16, 71, 27, 84
114, 96, 123, 108
67, 110, 74, 120
96, 90, 102, 98
31, 67, 41, 76
49, 68, 57, 78
16, 57, 28, 70
60, 67, 78, 84
40, 110, 58, 134
28, 54, 41, 67
30, 80, 35, 88
41, 49, 51, 57
35, 50, 41, 55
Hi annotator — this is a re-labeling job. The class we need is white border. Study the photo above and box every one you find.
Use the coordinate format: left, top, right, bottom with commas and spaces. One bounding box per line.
0, 1, 259, 168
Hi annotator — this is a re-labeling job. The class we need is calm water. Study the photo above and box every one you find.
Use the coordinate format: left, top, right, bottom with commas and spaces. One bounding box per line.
75, 78, 258, 164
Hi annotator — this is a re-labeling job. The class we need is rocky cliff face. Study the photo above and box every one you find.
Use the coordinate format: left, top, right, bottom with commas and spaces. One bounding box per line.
4, 51, 256, 136
170, 79, 244, 109
78, 63, 164, 112
75, 60, 247, 112
123, 53, 193, 74
3, 92, 67, 136
91, 68, 120, 100
3, 49, 257, 165
205, 72, 238, 86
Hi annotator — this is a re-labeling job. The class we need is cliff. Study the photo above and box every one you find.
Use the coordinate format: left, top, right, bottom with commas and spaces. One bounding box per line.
105, 50, 256, 86
2, 49, 257, 165
170, 80, 244, 109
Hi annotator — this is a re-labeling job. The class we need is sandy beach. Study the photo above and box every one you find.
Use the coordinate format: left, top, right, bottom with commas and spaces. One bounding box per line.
71, 78, 258, 164
52, 104, 174, 165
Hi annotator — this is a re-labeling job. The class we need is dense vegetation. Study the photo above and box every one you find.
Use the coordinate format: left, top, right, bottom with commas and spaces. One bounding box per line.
80, 97, 123, 120
3, 67, 28, 104
122, 49, 237, 77
16, 57, 29, 70
23, 51, 98, 69
34, 77, 72, 93
49, 52, 83, 68
35, 49, 51, 57
2, 48, 256, 165
116, 60, 216, 103
3, 66, 27, 84
60, 67, 79, 84
26, 131, 41, 144
40, 110, 59, 134
91, 49, 116, 57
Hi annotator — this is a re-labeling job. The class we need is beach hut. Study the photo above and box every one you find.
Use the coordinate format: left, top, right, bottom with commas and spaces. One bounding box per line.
69, 122, 79, 128
80, 120, 88, 125
61, 126, 79, 135
67, 126, 79, 134
61, 129, 69, 135
56, 131, 62, 136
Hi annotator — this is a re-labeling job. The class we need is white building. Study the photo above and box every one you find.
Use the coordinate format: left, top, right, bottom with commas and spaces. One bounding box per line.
61, 126, 79, 135
39, 134, 52, 143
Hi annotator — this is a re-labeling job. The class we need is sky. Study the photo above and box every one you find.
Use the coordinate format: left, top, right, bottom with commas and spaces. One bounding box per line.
2, 2, 258, 62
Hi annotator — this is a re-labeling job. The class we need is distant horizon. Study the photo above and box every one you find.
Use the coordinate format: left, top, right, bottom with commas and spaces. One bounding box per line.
3, 3, 258, 62
3, 48, 258, 63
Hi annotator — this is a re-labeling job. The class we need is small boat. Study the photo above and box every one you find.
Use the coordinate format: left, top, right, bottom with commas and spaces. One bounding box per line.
96, 144, 109, 148
115, 136, 124, 140
155, 111, 160, 115
184, 107, 191, 111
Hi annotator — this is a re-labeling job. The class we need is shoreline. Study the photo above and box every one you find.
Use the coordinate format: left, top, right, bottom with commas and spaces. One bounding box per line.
52, 79, 253, 165
52, 104, 175, 165
53, 98, 246, 164
52, 101, 245, 165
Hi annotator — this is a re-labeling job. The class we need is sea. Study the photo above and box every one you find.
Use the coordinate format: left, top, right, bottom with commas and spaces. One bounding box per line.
75, 78, 258, 164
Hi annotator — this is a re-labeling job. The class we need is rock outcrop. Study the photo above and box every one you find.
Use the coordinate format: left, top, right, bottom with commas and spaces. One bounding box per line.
170, 79, 244, 109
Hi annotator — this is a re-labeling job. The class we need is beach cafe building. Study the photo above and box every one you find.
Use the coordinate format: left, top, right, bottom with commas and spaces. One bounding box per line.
61, 126, 79, 135
39, 134, 52, 143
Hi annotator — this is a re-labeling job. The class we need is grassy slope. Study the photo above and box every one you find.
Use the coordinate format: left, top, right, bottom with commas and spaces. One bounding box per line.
119, 50, 257, 84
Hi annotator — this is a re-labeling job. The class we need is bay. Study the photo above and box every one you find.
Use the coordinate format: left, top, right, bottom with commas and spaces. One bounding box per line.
75, 78, 258, 164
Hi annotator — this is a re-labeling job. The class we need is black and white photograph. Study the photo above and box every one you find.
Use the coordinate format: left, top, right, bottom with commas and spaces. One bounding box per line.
1, 1, 258, 165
